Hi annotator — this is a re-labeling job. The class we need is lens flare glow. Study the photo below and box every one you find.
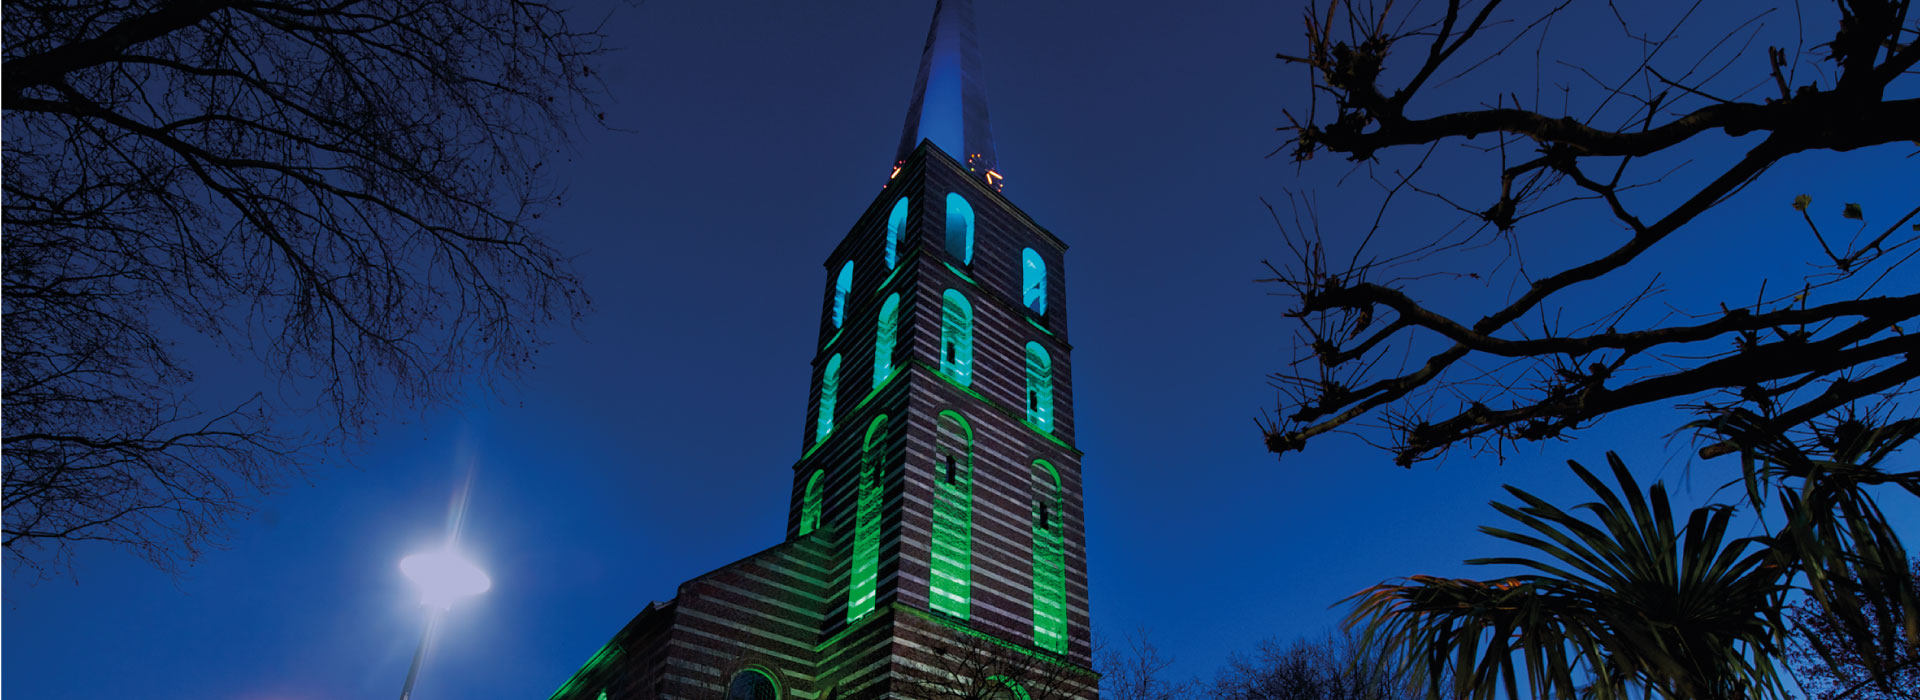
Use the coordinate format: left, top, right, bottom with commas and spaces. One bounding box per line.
400, 550, 490, 609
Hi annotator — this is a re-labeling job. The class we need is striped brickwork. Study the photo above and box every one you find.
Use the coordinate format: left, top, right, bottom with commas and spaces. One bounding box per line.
545, 142, 1094, 699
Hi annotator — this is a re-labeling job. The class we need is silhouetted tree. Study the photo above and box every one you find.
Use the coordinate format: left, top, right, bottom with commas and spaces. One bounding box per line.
1786, 558, 1920, 700
3, 0, 601, 575
902, 631, 1096, 700
1262, 1, 1918, 697
1350, 454, 1797, 700
1261, 0, 1917, 467
1212, 630, 1423, 700
1096, 629, 1199, 700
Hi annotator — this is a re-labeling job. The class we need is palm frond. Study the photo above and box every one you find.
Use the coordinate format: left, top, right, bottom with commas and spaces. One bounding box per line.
1692, 409, 1920, 678
1349, 453, 1795, 700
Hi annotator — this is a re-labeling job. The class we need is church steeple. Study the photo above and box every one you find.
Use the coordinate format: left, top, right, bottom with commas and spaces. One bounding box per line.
893, 0, 1003, 191
541, 4, 1097, 698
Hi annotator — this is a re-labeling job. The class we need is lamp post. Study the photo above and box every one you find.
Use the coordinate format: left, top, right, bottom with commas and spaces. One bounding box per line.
398, 548, 490, 700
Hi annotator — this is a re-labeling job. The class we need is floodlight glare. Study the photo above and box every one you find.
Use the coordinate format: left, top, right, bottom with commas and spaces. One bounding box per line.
400, 549, 491, 609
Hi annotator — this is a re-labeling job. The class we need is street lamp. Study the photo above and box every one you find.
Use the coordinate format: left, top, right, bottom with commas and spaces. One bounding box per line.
397, 548, 490, 700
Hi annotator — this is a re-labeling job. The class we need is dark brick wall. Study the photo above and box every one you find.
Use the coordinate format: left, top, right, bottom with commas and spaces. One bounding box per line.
545, 142, 1096, 699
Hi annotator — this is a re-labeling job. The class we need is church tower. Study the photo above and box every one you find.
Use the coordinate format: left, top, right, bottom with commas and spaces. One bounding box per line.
545, 3, 1094, 698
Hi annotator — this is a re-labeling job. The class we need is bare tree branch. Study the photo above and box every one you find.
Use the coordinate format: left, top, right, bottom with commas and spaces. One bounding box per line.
3, 0, 603, 576
1263, 0, 1920, 467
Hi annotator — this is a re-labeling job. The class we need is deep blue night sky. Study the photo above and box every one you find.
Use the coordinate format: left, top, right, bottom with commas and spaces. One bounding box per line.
4, 1, 1915, 698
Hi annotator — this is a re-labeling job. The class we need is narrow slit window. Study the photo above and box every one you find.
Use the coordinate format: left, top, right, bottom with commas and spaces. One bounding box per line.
817, 354, 841, 443
799, 470, 824, 536
1024, 342, 1053, 432
849, 415, 889, 623
1021, 248, 1046, 315
945, 193, 974, 264
874, 294, 900, 388
830, 261, 854, 329
1031, 460, 1067, 654
886, 197, 909, 269
930, 411, 974, 619
940, 290, 974, 386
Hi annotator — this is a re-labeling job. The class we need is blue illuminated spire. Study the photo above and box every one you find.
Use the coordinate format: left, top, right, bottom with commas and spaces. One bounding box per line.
894, 0, 1002, 190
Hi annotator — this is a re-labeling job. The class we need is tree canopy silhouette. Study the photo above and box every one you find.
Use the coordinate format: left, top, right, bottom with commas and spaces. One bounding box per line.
1263, 1, 1918, 697
904, 629, 1096, 700
1785, 558, 1920, 700
1210, 629, 1424, 700
1259, 0, 1918, 467
2, 0, 601, 575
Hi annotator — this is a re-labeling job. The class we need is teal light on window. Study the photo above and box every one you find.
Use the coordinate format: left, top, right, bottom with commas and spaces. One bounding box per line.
930, 410, 974, 619
849, 415, 888, 623
817, 354, 841, 443
1021, 248, 1046, 315
874, 293, 900, 388
945, 192, 974, 264
799, 470, 824, 536
1024, 342, 1053, 432
831, 261, 854, 328
886, 197, 909, 269
1031, 460, 1067, 654
940, 290, 974, 387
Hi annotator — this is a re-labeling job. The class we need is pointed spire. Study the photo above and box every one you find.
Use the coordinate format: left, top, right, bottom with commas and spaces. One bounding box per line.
893, 0, 1002, 191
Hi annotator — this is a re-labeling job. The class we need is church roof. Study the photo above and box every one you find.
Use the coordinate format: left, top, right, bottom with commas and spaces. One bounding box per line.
893, 0, 1002, 191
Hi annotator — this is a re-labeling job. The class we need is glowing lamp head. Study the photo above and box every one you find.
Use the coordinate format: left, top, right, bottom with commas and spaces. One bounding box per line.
400, 549, 491, 609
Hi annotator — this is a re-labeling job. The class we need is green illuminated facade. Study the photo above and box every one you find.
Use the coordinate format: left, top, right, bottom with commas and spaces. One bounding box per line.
817, 354, 841, 443
849, 415, 888, 623
929, 411, 975, 618
939, 289, 974, 386
1031, 460, 1068, 654
799, 470, 824, 536
544, 1, 1093, 698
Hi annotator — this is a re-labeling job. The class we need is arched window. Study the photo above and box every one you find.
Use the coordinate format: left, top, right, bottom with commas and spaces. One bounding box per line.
886, 197, 909, 269
930, 410, 974, 619
798, 470, 824, 536
816, 354, 841, 443
945, 193, 974, 264
874, 293, 900, 388
849, 415, 889, 623
940, 290, 974, 387
986, 676, 1033, 700
1024, 342, 1053, 432
1021, 248, 1046, 315
1031, 460, 1067, 654
830, 261, 854, 329
726, 669, 779, 700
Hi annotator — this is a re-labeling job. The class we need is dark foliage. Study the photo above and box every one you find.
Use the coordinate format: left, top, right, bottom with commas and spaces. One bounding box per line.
1211, 630, 1423, 700
1097, 630, 1200, 700
2, 0, 601, 575
904, 630, 1096, 700
1785, 559, 1920, 700
1264, 2, 1918, 695
1349, 454, 1796, 700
